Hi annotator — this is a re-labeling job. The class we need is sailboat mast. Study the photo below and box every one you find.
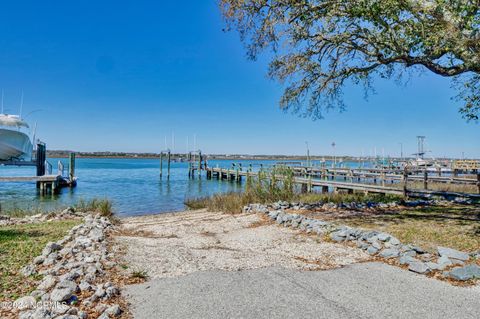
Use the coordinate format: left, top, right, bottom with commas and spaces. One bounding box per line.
20, 91, 24, 118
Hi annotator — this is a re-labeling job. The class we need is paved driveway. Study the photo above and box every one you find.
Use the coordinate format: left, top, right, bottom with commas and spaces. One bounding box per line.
125, 262, 480, 319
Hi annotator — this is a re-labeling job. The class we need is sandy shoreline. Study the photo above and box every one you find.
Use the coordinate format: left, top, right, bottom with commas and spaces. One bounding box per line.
115, 209, 370, 279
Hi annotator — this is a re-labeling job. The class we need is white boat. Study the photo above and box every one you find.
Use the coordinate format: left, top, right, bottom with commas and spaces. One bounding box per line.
0, 114, 33, 161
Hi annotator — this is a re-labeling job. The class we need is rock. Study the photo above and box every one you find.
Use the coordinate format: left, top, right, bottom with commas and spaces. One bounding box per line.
388, 237, 400, 246
367, 246, 379, 255
94, 286, 106, 298
33, 255, 45, 265
408, 261, 430, 274
38, 275, 57, 291
447, 265, 480, 281
105, 304, 122, 317
377, 233, 391, 242
399, 255, 417, 265
366, 235, 378, 244
105, 286, 119, 298
402, 250, 417, 257
21, 307, 52, 319
437, 247, 470, 261
42, 242, 62, 256
412, 246, 426, 254
371, 241, 383, 250
95, 303, 108, 313
21, 264, 37, 277
330, 232, 346, 242
379, 248, 400, 259
50, 284, 76, 302
30, 290, 46, 299
52, 303, 70, 315
437, 255, 453, 268
79, 281, 93, 292
89, 228, 104, 242
57, 280, 78, 291
14, 296, 36, 310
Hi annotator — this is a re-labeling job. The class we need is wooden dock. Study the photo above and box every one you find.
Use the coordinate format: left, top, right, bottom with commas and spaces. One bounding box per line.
0, 143, 77, 195
203, 165, 480, 200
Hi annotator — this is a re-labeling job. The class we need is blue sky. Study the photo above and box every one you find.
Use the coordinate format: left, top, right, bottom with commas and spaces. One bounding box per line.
0, 1, 478, 158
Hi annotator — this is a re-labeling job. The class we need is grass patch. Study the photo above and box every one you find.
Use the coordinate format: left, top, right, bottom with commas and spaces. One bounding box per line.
309, 205, 480, 252
75, 198, 113, 218
298, 193, 402, 204
0, 220, 80, 301
130, 270, 148, 279
186, 191, 402, 215
0, 205, 57, 218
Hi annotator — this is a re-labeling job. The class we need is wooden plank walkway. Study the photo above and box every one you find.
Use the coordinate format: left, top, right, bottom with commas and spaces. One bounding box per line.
205, 167, 480, 200
288, 167, 477, 185
0, 175, 61, 182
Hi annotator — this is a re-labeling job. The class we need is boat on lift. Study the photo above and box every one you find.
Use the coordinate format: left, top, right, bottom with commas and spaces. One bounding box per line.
0, 114, 33, 161
0, 92, 34, 161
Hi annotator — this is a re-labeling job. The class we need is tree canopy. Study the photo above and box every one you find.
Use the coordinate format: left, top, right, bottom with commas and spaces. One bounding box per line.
220, 0, 480, 121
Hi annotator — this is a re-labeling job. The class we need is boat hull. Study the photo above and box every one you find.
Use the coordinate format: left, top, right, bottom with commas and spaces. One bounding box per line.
0, 128, 33, 161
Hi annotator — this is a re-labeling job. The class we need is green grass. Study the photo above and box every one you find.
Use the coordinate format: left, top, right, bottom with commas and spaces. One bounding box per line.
186, 167, 298, 214
297, 192, 402, 204
0, 220, 80, 301
75, 198, 113, 218
0, 205, 59, 218
186, 191, 402, 214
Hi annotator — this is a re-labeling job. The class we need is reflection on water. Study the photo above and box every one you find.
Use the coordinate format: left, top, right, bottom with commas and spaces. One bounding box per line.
0, 158, 364, 216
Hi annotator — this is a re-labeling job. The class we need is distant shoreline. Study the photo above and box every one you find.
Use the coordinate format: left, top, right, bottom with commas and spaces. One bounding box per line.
43, 151, 474, 161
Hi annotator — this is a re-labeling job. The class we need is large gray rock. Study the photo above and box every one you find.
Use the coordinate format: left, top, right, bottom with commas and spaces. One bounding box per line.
50, 287, 75, 302
447, 265, 480, 281
377, 233, 391, 242
42, 242, 62, 256
379, 248, 400, 259
399, 255, 417, 265
388, 236, 401, 246
408, 261, 430, 274
38, 275, 57, 291
367, 246, 379, 255
330, 232, 346, 242
437, 247, 470, 261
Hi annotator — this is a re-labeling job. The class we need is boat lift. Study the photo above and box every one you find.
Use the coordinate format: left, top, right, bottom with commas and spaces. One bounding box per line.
0, 142, 76, 195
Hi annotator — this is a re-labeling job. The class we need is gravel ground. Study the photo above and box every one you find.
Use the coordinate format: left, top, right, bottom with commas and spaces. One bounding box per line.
115, 210, 370, 278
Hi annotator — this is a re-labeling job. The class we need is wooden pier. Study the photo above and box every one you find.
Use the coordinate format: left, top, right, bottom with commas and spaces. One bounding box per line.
0, 143, 77, 195
202, 164, 480, 200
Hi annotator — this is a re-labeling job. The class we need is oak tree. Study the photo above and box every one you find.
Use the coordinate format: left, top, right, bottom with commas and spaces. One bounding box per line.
220, 0, 480, 121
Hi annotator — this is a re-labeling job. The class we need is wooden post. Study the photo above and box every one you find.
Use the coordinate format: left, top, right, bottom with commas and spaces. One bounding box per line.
403, 167, 408, 197
167, 150, 171, 179
477, 173, 480, 194
69, 153, 75, 185
36, 143, 46, 177
160, 152, 164, 178
423, 169, 428, 190
198, 151, 202, 177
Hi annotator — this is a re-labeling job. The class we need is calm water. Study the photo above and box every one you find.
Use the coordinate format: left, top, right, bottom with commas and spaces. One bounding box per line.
0, 158, 364, 217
